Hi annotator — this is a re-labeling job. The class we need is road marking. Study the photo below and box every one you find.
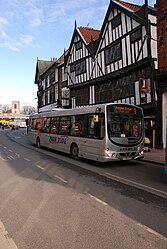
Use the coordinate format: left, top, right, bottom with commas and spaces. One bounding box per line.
53, 174, 67, 183
104, 172, 167, 198
15, 153, 20, 158
137, 223, 167, 241
87, 193, 108, 206
7, 156, 12, 160
36, 165, 44, 170
9, 156, 15, 160
0, 220, 18, 248
24, 158, 30, 162
9, 149, 13, 152
0, 156, 7, 161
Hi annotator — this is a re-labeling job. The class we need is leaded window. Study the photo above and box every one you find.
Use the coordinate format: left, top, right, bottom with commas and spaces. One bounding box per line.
105, 42, 122, 64
95, 82, 113, 103
130, 28, 142, 43
111, 13, 121, 29
45, 91, 48, 104
75, 41, 82, 50
114, 84, 134, 99
50, 87, 55, 103
50, 71, 55, 83
75, 60, 86, 75
72, 87, 89, 106
70, 63, 75, 73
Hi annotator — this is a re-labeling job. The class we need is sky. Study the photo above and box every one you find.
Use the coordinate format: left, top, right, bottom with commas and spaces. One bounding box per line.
0, 0, 156, 108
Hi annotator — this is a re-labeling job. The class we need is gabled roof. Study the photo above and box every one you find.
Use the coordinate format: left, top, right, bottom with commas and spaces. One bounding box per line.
93, 0, 151, 56
65, 26, 100, 65
34, 59, 56, 84
35, 51, 68, 84
57, 49, 68, 66
55, 0, 156, 69
78, 27, 100, 44
115, 0, 141, 12
37, 60, 55, 75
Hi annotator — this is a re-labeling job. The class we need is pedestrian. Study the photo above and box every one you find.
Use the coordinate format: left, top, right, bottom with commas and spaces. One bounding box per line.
144, 137, 151, 152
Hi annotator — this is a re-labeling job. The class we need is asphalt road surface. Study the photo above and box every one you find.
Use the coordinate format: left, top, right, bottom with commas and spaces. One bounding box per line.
0, 129, 167, 249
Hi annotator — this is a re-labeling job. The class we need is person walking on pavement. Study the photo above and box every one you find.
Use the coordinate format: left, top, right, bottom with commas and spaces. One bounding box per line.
144, 137, 151, 152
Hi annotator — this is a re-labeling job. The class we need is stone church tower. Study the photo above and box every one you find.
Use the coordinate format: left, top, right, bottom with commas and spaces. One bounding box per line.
12, 101, 20, 115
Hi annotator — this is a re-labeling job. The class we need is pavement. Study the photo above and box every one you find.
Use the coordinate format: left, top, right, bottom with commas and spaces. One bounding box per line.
0, 222, 18, 249
143, 148, 165, 165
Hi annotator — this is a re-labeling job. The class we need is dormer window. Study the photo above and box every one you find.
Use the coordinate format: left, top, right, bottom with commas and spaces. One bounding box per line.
111, 13, 121, 29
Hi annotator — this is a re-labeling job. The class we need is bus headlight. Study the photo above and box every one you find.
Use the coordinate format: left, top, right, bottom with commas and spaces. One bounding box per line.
110, 153, 116, 157
106, 148, 116, 157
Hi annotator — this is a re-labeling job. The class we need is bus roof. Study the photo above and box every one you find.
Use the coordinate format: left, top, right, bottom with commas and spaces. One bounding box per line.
29, 103, 143, 119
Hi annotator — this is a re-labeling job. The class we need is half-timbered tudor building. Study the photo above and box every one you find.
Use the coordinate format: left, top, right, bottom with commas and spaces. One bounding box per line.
65, 0, 158, 148
35, 54, 69, 113
65, 25, 101, 108
35, 59, 56, 111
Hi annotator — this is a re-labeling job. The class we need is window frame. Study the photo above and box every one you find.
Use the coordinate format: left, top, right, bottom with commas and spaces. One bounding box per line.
111, 13, 121, 29
75, 40, 82, 50
75, 60, 86, 76
105, 42, 122, 65
130, 28, 142, 43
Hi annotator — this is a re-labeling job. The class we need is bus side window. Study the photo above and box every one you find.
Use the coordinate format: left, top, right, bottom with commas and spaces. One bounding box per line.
50, 117, 59, 134
31, 119, 36, 130
59, 116, 71, 135
36, 119, 42, 131
87, 114, 104, 139
42, 118, 50, 133
71, 115, 84, 136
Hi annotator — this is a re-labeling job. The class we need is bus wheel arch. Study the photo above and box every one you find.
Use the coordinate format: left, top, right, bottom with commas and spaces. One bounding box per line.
70, 143, 79, 160
36, 137, 41, 148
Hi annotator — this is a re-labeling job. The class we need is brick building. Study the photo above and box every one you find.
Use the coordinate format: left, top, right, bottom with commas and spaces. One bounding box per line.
155, 0, 167, 148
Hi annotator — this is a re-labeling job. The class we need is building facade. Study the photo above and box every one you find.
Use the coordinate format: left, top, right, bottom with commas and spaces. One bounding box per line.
65, 0, 157, 148
35, 0, 165, 148
35, 54, 69, 113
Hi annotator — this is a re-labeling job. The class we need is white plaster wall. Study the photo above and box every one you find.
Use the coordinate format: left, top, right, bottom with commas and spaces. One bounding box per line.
148, 14, 158, 69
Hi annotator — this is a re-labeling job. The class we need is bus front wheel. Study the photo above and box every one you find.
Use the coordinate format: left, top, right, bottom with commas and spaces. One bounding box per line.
36, 137, 40, 148
71, 143, 79, 160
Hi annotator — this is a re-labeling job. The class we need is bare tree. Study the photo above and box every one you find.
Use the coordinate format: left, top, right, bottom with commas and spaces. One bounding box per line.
21, 105, 36, 114
2, 105, 12, 113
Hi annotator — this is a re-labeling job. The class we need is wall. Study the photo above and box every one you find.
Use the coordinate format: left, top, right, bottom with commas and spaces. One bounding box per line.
156, 0, 167, 72
162, 92, 167, 148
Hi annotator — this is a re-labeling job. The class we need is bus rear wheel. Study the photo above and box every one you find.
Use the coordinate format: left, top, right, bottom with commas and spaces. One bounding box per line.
71, 143, 79, 160
36, 137, 40, 148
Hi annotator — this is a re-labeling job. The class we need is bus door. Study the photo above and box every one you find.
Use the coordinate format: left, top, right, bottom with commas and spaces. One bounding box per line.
56, 116, 71, 153
41, 118, 51, 146
80, 114, 105, 160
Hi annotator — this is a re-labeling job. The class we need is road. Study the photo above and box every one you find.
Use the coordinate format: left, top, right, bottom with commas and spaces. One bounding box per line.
0, 128, 167, 249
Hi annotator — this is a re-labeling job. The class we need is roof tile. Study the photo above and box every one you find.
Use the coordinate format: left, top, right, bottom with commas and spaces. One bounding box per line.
115, 0, 141, 11
78, 27, 100, 44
